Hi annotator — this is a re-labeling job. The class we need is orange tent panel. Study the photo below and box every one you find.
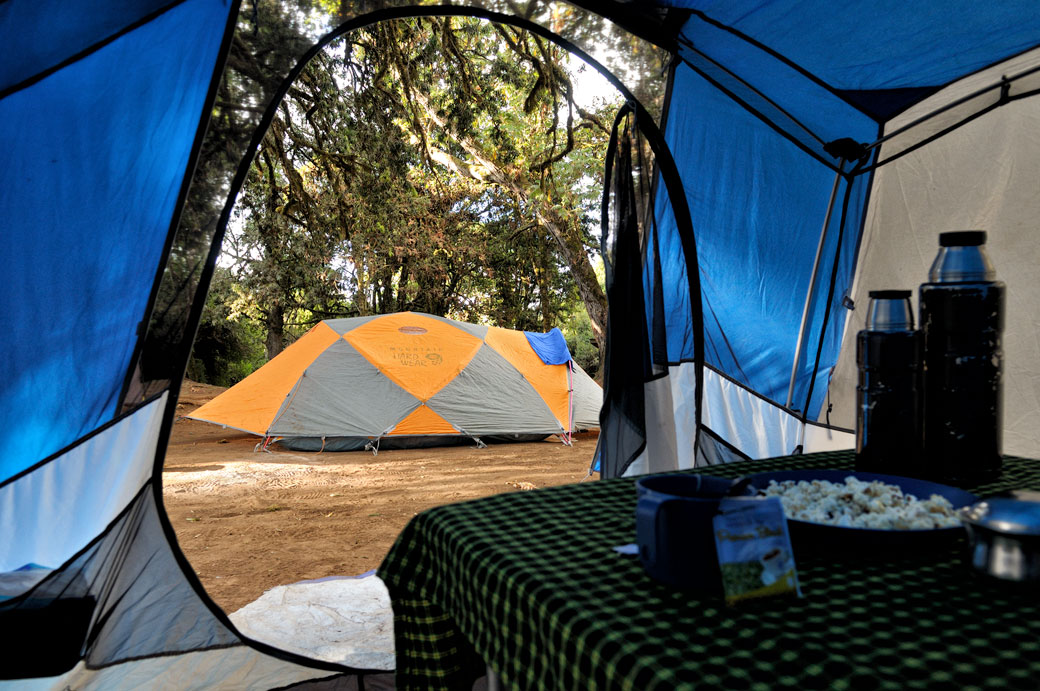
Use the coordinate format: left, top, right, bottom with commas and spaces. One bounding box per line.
388, 404, 457, 436
484, 325, 569, 426
186, 322, 341, 435
344, 312, 482, 401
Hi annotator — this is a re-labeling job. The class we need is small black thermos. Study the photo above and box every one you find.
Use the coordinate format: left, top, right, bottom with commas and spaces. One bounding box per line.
919, 231, 1005, 486
855, 290, 922, 475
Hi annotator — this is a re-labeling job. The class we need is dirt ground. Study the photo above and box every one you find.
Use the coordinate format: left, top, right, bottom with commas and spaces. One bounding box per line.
162, 381, 599, 613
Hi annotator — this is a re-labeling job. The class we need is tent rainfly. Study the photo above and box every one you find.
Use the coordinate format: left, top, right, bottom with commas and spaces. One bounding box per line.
186, 312, 602, 451
4, 2, 1040, 688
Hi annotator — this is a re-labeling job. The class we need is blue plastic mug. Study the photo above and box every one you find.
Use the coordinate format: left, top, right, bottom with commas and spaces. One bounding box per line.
635, 474, 739, 591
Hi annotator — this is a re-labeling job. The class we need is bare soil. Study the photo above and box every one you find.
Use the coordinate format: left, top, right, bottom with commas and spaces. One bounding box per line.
162, 381, 598, 613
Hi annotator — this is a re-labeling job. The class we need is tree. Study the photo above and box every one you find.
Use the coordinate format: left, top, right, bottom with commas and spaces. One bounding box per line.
185, 266, 266, 386
223, 15, 622, 363
367, 16, 617, 341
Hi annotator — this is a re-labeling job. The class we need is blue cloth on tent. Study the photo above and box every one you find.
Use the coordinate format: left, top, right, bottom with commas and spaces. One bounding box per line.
524, 328, 572, 365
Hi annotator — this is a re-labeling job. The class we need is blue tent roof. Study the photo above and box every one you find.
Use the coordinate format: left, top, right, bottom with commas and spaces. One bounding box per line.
662, 1, 1040, 92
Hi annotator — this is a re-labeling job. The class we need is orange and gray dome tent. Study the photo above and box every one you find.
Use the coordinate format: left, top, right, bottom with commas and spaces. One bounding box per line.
187, 312, 602, 451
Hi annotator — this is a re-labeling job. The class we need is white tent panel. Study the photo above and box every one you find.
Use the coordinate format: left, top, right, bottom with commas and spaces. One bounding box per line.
668, 363, 700, 469
0, 395, 166, 574
827, 49, 1040, 459
701, 368, 802, 459
622, 363, 852, 477
621, 363, 699, 476
10, 645, 342, 691
801, 422, 855, 454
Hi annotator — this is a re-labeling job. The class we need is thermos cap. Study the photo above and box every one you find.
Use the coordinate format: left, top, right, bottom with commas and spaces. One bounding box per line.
939, 230, 986, 247
865, 290, 914, 331
868, 289, 911, 300
929, 231, 995, 282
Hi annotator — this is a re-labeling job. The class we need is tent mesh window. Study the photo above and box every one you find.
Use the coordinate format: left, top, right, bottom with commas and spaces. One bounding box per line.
598, 107, 656, 479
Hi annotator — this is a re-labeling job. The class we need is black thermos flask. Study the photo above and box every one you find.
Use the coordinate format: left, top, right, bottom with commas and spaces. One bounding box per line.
919, 231, 1005, 486
855, 290, 922, 475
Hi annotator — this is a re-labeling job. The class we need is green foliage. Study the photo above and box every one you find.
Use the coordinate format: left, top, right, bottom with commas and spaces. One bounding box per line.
561, 308, 601, 381
216, 15, 621, 376
186, 268, 267, 386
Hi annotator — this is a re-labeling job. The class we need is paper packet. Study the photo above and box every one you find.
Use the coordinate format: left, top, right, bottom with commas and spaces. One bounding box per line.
712, 496, 801, 605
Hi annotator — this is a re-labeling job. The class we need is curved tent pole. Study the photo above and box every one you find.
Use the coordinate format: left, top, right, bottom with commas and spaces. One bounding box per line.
785, 161, 845, 411
795, 164, 862, 451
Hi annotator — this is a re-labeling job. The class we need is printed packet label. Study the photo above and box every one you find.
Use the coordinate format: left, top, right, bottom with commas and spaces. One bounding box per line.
712, 496, 801, 605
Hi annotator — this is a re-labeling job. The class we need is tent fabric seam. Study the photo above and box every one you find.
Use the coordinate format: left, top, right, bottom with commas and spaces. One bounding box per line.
796, 168, 859, 425
678, 37, 825, 148
684, 8, 1040, 122
864, 91, 1018, 172
675, 46, 842, 173
684, 9, 865, 113
177, 417, 265, 438
0, 391, 167, 491
700, 424, 753, 462
0, 0, 191, 101
704, 363, 854, 434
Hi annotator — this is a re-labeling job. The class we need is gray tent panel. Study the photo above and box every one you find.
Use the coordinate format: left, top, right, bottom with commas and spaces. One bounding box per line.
322, 315, 382, 336
423, 314, 489, 340
268, 340, 420, 438
427, 344, 562, 436
571, 364, 603, 431
822, 51, 1040, 458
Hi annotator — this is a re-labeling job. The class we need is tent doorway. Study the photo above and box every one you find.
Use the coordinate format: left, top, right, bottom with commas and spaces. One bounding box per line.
158, 5, 688, 673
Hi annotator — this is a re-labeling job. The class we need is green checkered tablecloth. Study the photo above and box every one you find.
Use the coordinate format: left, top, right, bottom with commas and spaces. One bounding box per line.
376, 450, 1040, 690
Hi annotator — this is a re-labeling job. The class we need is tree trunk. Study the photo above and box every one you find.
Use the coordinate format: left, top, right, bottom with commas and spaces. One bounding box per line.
265, 302, 284, 360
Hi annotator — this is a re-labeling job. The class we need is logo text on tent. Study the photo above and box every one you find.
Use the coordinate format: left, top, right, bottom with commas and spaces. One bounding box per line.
388, 345, 443, 366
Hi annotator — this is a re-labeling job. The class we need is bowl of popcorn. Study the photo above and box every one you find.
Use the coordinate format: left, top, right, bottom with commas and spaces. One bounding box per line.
743, 470, 979, 553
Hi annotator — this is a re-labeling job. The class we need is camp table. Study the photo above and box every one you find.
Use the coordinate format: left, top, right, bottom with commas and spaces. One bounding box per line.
377, 450, 1040, 690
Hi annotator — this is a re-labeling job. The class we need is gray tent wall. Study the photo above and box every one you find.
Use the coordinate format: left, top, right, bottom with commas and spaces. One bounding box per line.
825, 48, 1040, 459
614, 9, 1040, 477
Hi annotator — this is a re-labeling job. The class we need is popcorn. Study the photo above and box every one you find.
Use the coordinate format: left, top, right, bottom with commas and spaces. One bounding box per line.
758, 476, 961, 530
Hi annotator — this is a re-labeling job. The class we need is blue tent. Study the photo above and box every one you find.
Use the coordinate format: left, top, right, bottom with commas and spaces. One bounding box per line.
3, 1, 1039, 686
